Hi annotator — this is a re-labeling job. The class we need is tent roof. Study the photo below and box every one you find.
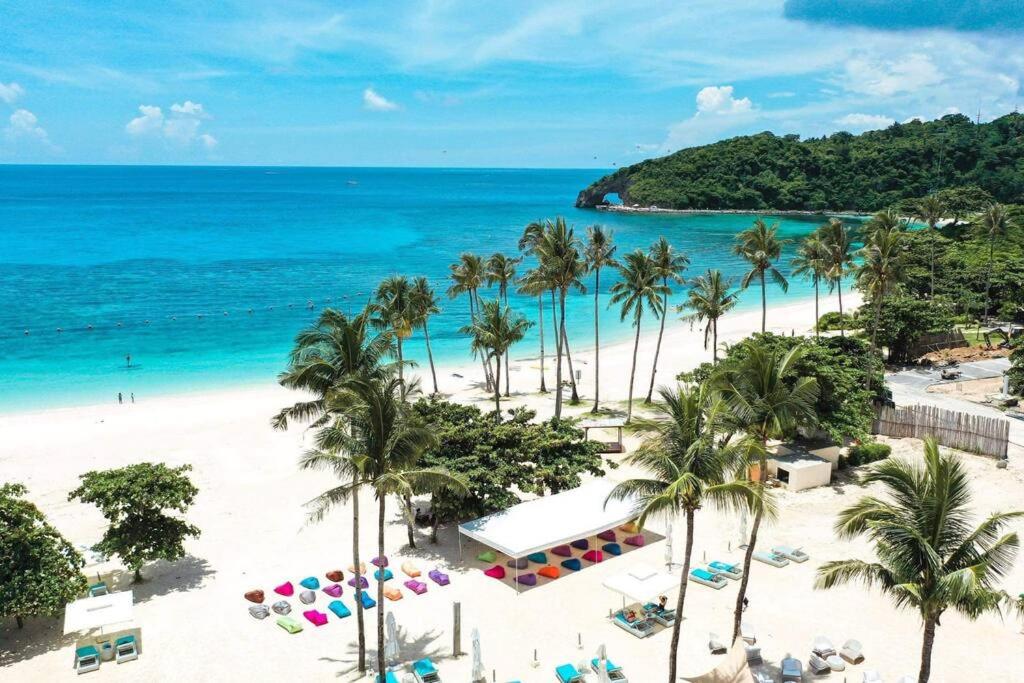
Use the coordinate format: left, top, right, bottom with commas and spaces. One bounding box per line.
458, 481, 638, 559
602, 563, 679, 603
64, 590, 134, 634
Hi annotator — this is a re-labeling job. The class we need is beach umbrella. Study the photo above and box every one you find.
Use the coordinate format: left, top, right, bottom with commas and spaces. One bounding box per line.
384, 612, 400, 665
594, 644, 611, 683
471, 627, 485, 682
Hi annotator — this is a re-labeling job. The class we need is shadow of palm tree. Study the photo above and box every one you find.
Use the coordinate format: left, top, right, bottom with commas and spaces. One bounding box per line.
131, 555, 216, 603
321, 625, 446, 678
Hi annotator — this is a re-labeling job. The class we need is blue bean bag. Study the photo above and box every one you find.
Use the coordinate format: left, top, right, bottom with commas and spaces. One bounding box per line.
527, 552, 547, 564
561, 558, 582, 571
602, 542, 622, 556
374, 568, 393, 582
328, 599, 351, 619
300, 576, 320, 590
359, 591, 376, 609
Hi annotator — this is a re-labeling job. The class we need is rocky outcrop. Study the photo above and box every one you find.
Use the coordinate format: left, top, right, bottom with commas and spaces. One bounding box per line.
575, 172, 633, 208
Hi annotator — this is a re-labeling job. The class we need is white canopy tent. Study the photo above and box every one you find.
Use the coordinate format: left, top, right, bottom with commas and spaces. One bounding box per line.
64, 590, 135, 635
603, 563, 678, 604
458, 481, 639, 559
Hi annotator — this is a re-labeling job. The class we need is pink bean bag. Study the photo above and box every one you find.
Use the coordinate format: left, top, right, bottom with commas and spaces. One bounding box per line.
551, 544, 572, 557
274, 581, 294, 597
483, 565, 506, 580
371, 555, 388, 568
404, 579, 427, 595
582, 550, 604, 563
597, 530, 616, 542
624, 534, 645, 547
303, 609, 328, 626
323, 583, 343, 598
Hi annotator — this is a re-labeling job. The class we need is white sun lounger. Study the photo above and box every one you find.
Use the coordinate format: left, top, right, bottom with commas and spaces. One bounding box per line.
862, 671, 883, 683
812, 635, 836, 658
708, 632, 727, 654
808, 653, 831, 674
689, 568, 728, 589
707, 560, 743, 579
781, 657, 802, 682
741, 621, 756, 644
753, 550, 789, 568
841, 639, 865, 664
772, 545, 809, 563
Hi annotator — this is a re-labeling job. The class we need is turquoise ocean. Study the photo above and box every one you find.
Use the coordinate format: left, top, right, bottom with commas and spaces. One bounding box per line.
0, 166, 854, 412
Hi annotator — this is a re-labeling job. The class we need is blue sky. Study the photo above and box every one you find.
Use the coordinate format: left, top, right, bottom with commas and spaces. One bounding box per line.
1, 0, 1021, 167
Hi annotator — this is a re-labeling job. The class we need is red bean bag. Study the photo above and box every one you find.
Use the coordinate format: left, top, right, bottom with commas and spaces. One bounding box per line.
483, 565, 506, 580
538, 566, 560, 580
597, 530, 616, 542
582, 550, 604, 563
244, 589, 265, 603
325, 570, 343, 582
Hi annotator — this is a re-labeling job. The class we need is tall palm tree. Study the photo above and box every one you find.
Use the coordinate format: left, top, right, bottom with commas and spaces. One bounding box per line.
609, 250, 667, 423
861, 207, 905, 242
585, 225, 618, 412
462, 299, 533, 420
608, 383, 758, 683
372, 275, 415, 400
410, 276, 441, 396
486, 252, 519, 299
734, 218, 789, 332
914, 195, 946, 298
714, 345, 819, 641
516, 266, 549, 393
791, 233, 830, 338
818, 218, 854, 336
977, 204, 1015, 326
816, 438, 1022, 683
679, 269, 737, 363
856, 225, 905, 363
448, 253, 493, 390
645, 237, 690, 404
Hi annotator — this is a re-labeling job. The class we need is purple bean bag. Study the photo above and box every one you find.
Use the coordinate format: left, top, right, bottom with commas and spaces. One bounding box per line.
624, 534, 645, 547
515, 573, 537, 586
404, 579, 428, 595
347, 575, 369, 589
551, 544, 572, 557
370, 555, 388, 568
428, 569, 450, 586
507, 557, 529, 569
561, 558, 582, 571
274, 581, 294, 597
597, 530, 616, 542
323, 583, 343, 598
571, 539, 589, 551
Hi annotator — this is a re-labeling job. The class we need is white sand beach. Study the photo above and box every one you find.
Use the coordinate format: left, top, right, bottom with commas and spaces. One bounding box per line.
3, 292, 1023, 683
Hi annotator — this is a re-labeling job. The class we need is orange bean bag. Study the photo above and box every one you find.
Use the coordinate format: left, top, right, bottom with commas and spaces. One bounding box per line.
348, 562, 367, 575
619, 522, 640, 534
244, 589, 265, 603
383, 586, 403, 601
538, 566, 560, 580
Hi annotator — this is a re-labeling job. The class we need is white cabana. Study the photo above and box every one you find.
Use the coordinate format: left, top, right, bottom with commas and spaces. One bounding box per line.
64, 590, 135, 635
458, 480, 638, 559
603, 563, 678, 604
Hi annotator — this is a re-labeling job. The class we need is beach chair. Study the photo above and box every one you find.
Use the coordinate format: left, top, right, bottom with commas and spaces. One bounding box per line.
744, 644, 762, 664
374, 568, 394, 582
538, 565, 560, 580
772, 545, 809, 563
428, 569, 450, 586
326, 569, 344, 582
740, 622, 756, 644
75, 645, 100, 674
323, 583, 343, 598
348, 561, 367, 575
88, 582, 108, 598
827, 655, 846, 671
371, 555, 389, 567
590, 658, 627, 682
274, 581, 294, 596
781, 657, 802, 682
643, 602, 675, 626
555, 663, 583, 682
476, 550, 497, 563
328, 599, 351, 619
401, 561, 420, 578
299, 589, 316, 604
412, 657, 441, 683
808, 654, 831, 675
602, 542, 622, 556
708, 560, 742, 579
515, 573, 537, 586
752, 550, 789, 568
376, 671, 401, 683
812, 636, 836, 658
248, 604, 270, 619
359, 591, 376, 609
404, 579, 428, 595
272, 600, 291, 615
348, 575, 369, 589
551, 544, 572, 557
277, 616, 303, 634
597, 530, 616, 542
561, 558, 582, 571
507, 557, 529, 569
708, 632, 727, 654
383, 586, 403, 601
623, 534, 645, 547
840, 639, 864, 664
527, 551, 547, 564
752, 673, 772, 683
862, 671, 883, 683
483, 565, 506, 580
570, 539, 589, 551
300, 576, 320, 590
244, 589, 264, 603
303, 609, 328, 626
582, 550, 603, 563
612, 610, 653, 639
689, 568, 727, 589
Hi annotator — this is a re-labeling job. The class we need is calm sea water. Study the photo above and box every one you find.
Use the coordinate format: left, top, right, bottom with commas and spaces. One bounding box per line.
0, 166, 849, 411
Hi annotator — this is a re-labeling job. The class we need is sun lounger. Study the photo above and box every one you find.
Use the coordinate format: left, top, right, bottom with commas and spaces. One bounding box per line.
752, 672, 772, 683
323, 583, 343, 598
561, 558, 582, 571
745, 644, 762, 664
551, 544, 572, 557
476, 550, 497, 563
602, 542, 622, 556
772, 545, 809, 563
613, 610, 653, 638
597, 530, 616, 542
619, 522, 639, 534
507, 557, 529, 569
76, 645, 100, 674
244, 589, 264, 603
527, 551, 547, 564
272, 600, 291, 615
840, 639, 864, 664
570, 539, 589, 551
274, 581, 294, 597
88, 582, 107, 598
555, 663, 583, 683
582, 550, 603, 563
643, 603, 675, 626
401, 561, 420, 578
623, 534, 645, 547
405, 579, 427, 595
809, 653, 830, 675
590, 658, 627, 682
376, 672, 401, 683
348, 561, 366, 575
483, 565, 506, 580
862, 671, 883, 683
412, 657, 441, 683
374, 568, 394, 582
359, 591, 376, 609
326, 569, 343, 582
428, 569, 449, 586
383, 586, 403, 601
740, 622, 756, 644
348, 575, 369, 589
303, 609, 328, 626
277, 616, 303, 633
371, 555, 389, 567
812, 636, 836, 658
515, 573, 537, 586
708, 632, 727, 654
753, 550, 789, 568
299, 589, 316, 604
827, 655, 846, 671
538, 565, 560, 579
708, 561, 742, 579
781, 657, 802, 682
300, 576, 320, 590
249, 604, 270, 619
328, 599, 351, 618
689, 568, 727, 589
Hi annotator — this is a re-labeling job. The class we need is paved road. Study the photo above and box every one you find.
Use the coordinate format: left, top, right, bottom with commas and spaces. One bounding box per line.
886, 358, 1011, 391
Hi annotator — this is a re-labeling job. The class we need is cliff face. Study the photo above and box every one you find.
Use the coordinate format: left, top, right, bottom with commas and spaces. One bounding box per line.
575, 171, 633, 208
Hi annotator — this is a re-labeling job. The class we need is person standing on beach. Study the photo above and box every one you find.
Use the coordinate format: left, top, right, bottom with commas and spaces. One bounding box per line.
118, 392, 123, 404
130, 393, 135, 404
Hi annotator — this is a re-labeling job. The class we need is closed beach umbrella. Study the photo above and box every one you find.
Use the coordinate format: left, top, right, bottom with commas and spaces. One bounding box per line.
384, 612, 400, 665
471, 627, 485, 682
664, 518, 674, 569
595, 644, 611, 683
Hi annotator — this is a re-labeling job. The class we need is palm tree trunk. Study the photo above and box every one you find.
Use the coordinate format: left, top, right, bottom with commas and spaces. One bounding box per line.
667, 509, 696, 683
592, 267, 601, 412
538, 295, 547, 393
376, 494, 386, 678
837, 278, 845, 338
429, 493, 439, 544
472, 289, 494, 391
732, 451, 767, 641
552, 289, 563, 418
626, 311, 642, 423
983, 235, 995, 326
15, 615, 23, 629
867, 295, 884, 391
813, 277, 820, 339
645, 288, 668, 404
760, 270, 767, 333
504, 290, 511, 398
929, 225, 936, 299
918, 615, 938, 683
422, 322, 439, 395
403, 493, 416, 549
493, 351, 502, 421
712, 318, 719, 364
353, 474, 366, 672
563, 326, 580, 403
396, 336, 405, 401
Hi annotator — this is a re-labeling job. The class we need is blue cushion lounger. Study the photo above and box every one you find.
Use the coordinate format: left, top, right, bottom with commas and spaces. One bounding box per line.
590, 658, 623, 675
376, 672, 401, 683
359, 591, 376, 609
114, 635, 138, 664
602, 542, 622, 556
555, 663, 583, 683
328, 599, 351, 618
689, 567, 728, 589
527, 551, 547, 564
300, 576, 320, 590
560, 558, 582, 571
412, 657, 440, 683
708, 560, 743, 579
75, 645, 100, 674
374, 568, 394, 582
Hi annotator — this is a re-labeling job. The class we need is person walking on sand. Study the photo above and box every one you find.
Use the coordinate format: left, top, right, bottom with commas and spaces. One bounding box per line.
118, 392, 123, 404
130, 392, 135, 404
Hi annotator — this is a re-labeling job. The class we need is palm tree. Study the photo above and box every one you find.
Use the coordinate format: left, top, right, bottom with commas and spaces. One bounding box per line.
977, 204, 1015, 326
861, 207, 905, 242
462, 299, 533, 420
645, 237, 690, 404
516, 266, 549, 393
410, 276, 441, 396
791, 233, 830, 338
856, 225, 905, 362
734, 218, 789, 332
585, 225, 618, 412
609, 250, 667, 423
608, 383, 758, 683
372, 275, 415, 400
679, 269, 737, 363
914, 195, 945, 298
816, 437, 1022, 683
486, 252, 519, 301
714, 345, 819, 641
818, 218, 854, 336
448, 253, 493, 390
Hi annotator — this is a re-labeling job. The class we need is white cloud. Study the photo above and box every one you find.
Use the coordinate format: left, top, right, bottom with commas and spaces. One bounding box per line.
199, 133, 218, 150
126, 105, 164, 136
170, 100, 208, 117
0, 81, 24, 104
4, 108, 57, 151
363, 87, 399, 111
841, 53, 943, 97
835, 113, 895, 131
662, 85, 759, 150
124, 101, 217, 150
695, 85, 752, 114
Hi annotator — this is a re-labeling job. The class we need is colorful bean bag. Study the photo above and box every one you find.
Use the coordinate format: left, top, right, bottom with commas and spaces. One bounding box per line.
300, 576, 320, 590
483, 565, 506, 580
582, 550, 604, 563
303, 609, 328, 626
404, 579, 427, 595
551, 544, 572, 557
249, 604, 270, 619
515, 573, 537, 586
359, 591, 376, 609
328, 599, 351, 619
299, 589, 316, 604
428, 569, 450, 586
277, 616, 302, 633
323, 583, 343, 598
476, 550, 497, 563
527, 552, 547, 564
272, 600, 291, 615
374, 568, 394, 582
244, 589, 265, 604
602, 543, 622, 556
571, 539, 589, 551
348, 575, 369, 589
371, 555, 389, 568
561, 558, 582, 571
348, 562, 367, 575
538, 566, 560, 580
383, 586, 403, 601
624, 534, 645, 547
507, 557, 529, 569
619, 522, 640, 534
326, 569, 344, 582
597, 530, 617, 542
401, 561, 420, 578
274, 581, 294, 597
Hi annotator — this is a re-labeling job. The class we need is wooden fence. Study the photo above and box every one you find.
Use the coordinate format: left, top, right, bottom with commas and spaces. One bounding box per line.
873, 404, 1010, 458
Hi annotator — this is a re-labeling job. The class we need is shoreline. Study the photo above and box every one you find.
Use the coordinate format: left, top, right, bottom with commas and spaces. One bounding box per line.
593, 204, 873, 218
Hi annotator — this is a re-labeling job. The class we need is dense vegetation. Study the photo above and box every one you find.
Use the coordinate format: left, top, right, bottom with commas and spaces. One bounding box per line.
577, 113, 1024, 211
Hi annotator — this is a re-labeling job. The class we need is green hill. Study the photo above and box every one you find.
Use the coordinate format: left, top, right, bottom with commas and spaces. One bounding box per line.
576, 113, 1024, 211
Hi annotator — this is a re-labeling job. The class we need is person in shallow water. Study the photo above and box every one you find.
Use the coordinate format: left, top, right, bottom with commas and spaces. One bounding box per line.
126, 354, 131, 367
118, 392, 122, 404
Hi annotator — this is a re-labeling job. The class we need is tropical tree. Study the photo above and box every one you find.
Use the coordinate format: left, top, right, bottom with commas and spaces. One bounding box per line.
410, 276, 441, 395
819, 218, 855, 336
609, 250, 667, 422
734, 218, 789, 332
486, 253, 521, 395
462, 299, 533, 418
585, 224, 618, 412
791, 233, 830, 337
977, 204, 1016, 325
372, 275, 416, 400
448, 253, 493, 389
645, 237, 690, 404
679, 269, 737, 363
857, 225, 906, 365
861, 207, 906, 241
816, 438, 1022, 683
714, 345, 819, 640
913, 195, 945, 298
607, 384, 758, 683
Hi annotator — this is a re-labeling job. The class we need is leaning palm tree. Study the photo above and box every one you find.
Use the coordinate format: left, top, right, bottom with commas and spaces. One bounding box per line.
372, 275, 416, 400
818, 218, 855, 336
856, 225, 905, 361
608, 383, 759, 683
679, 269, 737, 363
913, 195, 946, 298
486, 253, 521, 396
585, 225, 618, 412
462, 299, 533, 420
816, 437, 1022, 683
977, 203, 1015, 326
645, 237, 690, 404
410, 276, 441, 396
733, 218, 789, 332
609, 250, 667, 423
791, 233, 830, 338
714, 345, 819, 641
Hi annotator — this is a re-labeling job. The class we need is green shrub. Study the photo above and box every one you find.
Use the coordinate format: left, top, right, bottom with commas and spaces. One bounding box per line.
847, 442, 892, 466
816, 311, 860, 332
